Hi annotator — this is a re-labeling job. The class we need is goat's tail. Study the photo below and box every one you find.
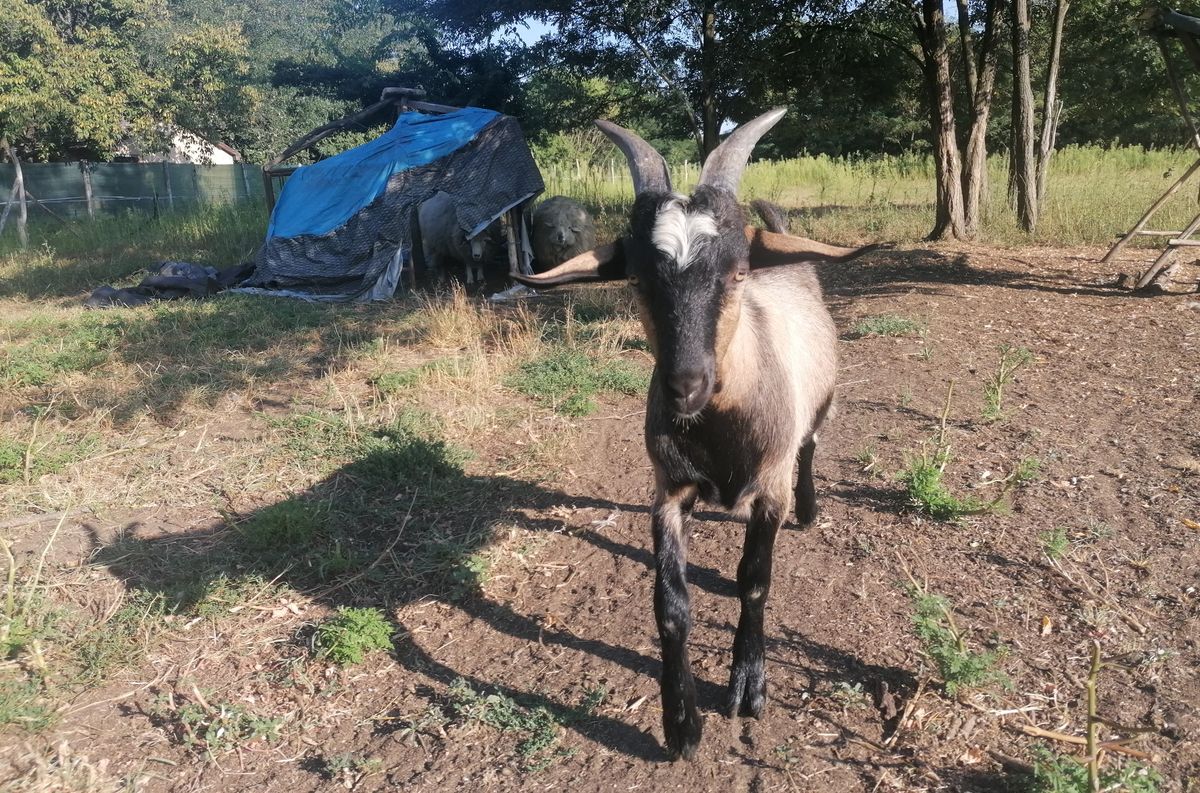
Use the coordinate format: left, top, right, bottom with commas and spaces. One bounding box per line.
751, 199, 790, 234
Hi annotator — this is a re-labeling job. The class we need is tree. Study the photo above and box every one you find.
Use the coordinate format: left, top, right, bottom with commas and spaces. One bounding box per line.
908, 0, 966, 239
0, 0, 163, 160
1010, 0, 1069, 233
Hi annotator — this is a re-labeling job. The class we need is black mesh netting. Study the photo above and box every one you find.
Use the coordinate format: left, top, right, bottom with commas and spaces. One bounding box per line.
247, 115, 544, 301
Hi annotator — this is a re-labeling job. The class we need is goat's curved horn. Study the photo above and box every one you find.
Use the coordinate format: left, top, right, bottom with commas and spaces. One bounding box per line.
747, 227, 885, 266
699, 107, 787, 194
595, 120, 671, 195
510, 242, 625, 288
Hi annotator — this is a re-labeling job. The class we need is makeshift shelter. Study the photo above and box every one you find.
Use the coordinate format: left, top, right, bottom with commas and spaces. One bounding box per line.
246, 89, 544, 301
1104, 8, 1200, 290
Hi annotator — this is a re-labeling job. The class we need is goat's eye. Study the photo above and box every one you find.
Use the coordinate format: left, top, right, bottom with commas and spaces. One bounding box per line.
734, 270, 748, 282
628, 275, 639, 285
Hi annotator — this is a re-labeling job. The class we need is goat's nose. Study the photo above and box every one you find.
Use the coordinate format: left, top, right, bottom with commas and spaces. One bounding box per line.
666, 370, 707, 413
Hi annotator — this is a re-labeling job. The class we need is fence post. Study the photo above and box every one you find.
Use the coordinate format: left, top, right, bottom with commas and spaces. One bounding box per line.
81, 162, 96, 219
240, 164, 252, 203
161, 161, 174, 211
191, 164, 201, 206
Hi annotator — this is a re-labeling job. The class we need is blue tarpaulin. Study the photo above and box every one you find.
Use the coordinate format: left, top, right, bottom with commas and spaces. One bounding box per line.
266, 107, 501, 240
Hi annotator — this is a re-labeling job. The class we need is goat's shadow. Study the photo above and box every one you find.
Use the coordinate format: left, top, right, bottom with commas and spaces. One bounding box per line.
86, 426, 762, 766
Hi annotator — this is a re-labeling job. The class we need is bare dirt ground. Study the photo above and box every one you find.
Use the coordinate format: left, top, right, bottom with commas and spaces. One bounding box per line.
3, 243, 1199, 792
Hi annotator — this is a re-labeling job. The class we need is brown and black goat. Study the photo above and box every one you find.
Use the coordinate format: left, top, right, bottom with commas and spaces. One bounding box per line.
513, 109, 876, 760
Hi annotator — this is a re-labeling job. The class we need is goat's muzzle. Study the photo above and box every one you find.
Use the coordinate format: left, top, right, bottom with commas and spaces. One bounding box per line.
665, 368, 712, 418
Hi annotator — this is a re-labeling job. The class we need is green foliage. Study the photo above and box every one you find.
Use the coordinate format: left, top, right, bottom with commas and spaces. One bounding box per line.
237, 501, 324, 551
852, 314, 923, 338
314, 607, 393, 665
1040, 528, 1070, 562
507, 348, 649, 416
909, 588, 1008, 697
447, 678, 566, 769
73, 590, 167, 684
1, 317, 124, 387
1029, 745, 1161, 793
0, 675, 57, 732
160, 693, 282, 755
898, 446, 983, 521
983, 345, 1034, 421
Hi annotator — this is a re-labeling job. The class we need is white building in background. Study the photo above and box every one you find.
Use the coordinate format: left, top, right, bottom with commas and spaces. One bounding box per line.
115, 127, 241, 165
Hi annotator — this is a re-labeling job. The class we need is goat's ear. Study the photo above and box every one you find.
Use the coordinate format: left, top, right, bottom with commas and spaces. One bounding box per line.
510, 241, 626, 288
745, 226, 884, 268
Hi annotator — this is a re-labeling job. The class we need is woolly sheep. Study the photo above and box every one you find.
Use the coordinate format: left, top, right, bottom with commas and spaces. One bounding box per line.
418, 191, 498, 285
531, 196, 596, 271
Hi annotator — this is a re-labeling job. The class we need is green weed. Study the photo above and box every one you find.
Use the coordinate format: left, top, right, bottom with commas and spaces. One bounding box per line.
157, 691, 282, 756
1029, 745, 1161, 793
447, 678, 567, 770
852, 314, 923, 338
322, 753, 383, 784
0, 676, 58, 731
1040, 528, 1071, 561
314, 607, 393, 665
855, 444, 882, 478
831, 681, 871, 710
898, 446, 984, 521
506, 348, 648, 417
983, 345, 1034, 421
909, 587, 1008, 697
237, 501, 326, 552
73, 590, 167, 684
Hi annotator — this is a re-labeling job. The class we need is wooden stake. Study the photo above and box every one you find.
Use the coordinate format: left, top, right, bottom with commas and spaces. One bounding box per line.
1087, 640, 1101, 792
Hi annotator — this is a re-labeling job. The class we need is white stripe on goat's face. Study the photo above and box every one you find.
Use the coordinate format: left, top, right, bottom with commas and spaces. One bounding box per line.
651, 197, 718, 271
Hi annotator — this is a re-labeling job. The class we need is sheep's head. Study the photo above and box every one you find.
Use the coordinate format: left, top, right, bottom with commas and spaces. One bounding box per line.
512, 108, 869, 419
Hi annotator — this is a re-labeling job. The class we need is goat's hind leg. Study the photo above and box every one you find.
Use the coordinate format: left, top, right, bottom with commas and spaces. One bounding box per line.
794, 437, 818, 527
729, 493, 785, 718
653, 484, 702, 760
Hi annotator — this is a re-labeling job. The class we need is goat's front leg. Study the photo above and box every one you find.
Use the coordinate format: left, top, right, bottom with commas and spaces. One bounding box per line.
653, 484, 701, 760
728, 494, 785, 718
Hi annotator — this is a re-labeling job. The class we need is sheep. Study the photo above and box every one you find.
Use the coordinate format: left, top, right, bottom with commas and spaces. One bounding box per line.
512, 109, 877, 761
417, 191, 498, 285
531, 196, 597, 271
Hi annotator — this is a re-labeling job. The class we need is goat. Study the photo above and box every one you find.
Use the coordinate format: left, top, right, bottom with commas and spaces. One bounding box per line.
512, 109, 877, 760
531, 196, 597, 270
418, 191, 498, 286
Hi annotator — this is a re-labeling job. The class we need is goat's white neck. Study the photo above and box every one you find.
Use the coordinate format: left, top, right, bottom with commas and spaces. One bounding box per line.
652, 196, 717, 271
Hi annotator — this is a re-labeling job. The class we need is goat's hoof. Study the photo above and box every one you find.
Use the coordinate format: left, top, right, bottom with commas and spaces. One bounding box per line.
794, 499, 818, 527
728, 663, 767, 718
662, 708, 703, 760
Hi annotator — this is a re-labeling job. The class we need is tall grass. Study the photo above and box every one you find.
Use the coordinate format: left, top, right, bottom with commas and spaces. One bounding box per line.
542, 144, 1200, 246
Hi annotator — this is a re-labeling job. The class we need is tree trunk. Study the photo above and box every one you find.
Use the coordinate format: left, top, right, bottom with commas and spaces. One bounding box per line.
1011, 0, 1039, 233
961, 0, 1002, 237
700, 0, 719, 159
955, 0, 978, 106
918, 0, 965, 240
1, 139, 28, 249
1035, 0, 1070, 210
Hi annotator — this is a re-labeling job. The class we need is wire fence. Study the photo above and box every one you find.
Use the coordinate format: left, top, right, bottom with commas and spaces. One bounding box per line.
0, 162, 269, 222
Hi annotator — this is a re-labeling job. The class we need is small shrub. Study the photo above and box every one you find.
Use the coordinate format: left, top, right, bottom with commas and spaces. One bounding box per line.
1029, 745, 1161, 793
447, 678, 565, 769
910, 588, 1008, 696
898, 447, 983, 521
237, 501, 325, 551
314, 607, 393, 665
852, 314, 922, 338
983, 344, 1034, 421
1040, 527, 1070, 561
160, 693, 281, 755
0, 676, 57, 732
